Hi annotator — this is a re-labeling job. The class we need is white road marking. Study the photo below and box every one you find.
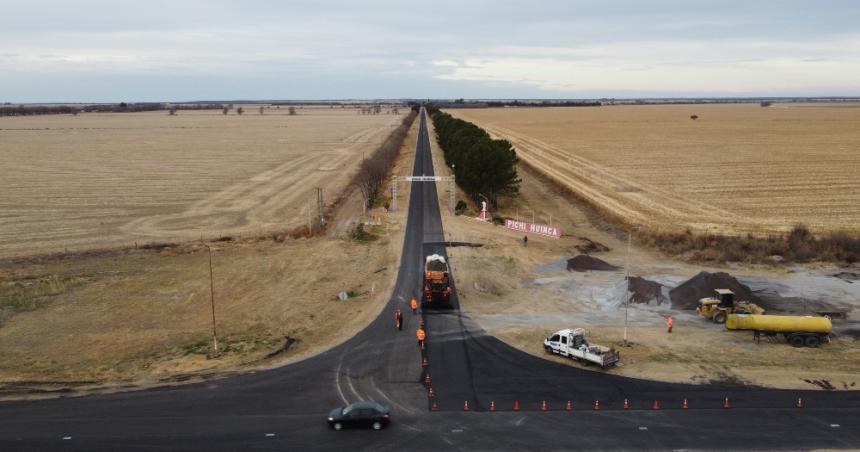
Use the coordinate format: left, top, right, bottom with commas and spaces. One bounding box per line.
831, 424, 840, 428
443, 437, 453, 445
515, 417, 526, 426
265, 433, 275, 437
639, 427, 648, 431
62, 436, 72, 440
345, 367, 364, 401
334, 361, 348, 405
451, 428, 463, 433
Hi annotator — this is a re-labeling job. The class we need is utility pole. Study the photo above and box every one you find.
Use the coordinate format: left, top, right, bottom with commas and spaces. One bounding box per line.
307, 192, 313, 234
207, 245, 218, 352
390, 176, 397, 212
623, 227, 638, 347
449, 175, 455, 213
316, 188, 324, 227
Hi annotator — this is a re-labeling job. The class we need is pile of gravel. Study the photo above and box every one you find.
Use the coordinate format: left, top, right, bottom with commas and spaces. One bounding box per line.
669, 271, 759, 310
566, 255, 619, 272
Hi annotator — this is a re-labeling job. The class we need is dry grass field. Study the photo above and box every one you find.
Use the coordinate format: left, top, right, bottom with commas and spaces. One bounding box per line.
450, 104, 860, 235
0, 107, 402, 259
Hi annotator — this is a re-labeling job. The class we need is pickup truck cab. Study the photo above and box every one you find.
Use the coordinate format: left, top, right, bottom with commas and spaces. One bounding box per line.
543, 328, 620, 369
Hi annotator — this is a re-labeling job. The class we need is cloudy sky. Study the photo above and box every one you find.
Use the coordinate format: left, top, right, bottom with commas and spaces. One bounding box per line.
1, 0, 859, 102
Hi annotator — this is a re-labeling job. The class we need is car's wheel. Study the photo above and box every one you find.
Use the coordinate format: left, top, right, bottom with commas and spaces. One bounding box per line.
372, 421, 382, 431
712, 312, 727, 324
544, 345, 552, 354
332, 422, 343, 431
805, 335, 820, 348
789, 335, 805, 348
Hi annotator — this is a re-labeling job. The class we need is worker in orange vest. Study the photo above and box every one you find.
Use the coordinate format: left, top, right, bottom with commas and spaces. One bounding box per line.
667, 315, 674, 334
394, 309, 403, 331
416, 327, 426, 346
410, 298, 418, 314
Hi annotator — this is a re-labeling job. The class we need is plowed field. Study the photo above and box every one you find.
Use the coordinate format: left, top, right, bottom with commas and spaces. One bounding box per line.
450, 104, 860, 235
0, 107, 402, 258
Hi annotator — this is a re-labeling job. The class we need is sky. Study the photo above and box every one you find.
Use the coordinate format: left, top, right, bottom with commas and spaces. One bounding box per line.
1, 0, 859, 102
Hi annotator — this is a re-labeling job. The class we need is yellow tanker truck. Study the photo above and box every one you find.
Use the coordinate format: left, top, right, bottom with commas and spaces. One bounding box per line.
726, 314, 832, 348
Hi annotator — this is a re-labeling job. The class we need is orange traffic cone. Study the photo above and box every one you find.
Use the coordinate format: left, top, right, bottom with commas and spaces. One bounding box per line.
422, 357, 428, 367
424, 373, 431, 384
489, 400, 496, 412
463, 401, 470, 411
514, 400, 520, 412
427, 387, 434, 398
723, 397, 730, 409
565, 400, 573, 411
431, 401, 439, 411
593, 400, 600, 411
652, 400, 660, 410
541, 400, 548, 412
796, 397, 804, 408
682, 398, 689, 409
623, 398, 630, 410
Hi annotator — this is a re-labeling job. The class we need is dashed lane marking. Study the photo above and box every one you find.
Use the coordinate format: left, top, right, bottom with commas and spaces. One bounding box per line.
265, 433, 276, 437
639, 427, 648, 431
831, 424, 841, 428
62, 436, 72, 440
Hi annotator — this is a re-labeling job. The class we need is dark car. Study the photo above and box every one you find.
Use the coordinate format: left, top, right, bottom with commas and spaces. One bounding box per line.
327, 401, 391, 431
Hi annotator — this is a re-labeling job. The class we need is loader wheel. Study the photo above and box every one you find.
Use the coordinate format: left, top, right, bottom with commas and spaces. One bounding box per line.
712, 312, 727, 324
804, 336, 820, 348
789, 335, 805, 348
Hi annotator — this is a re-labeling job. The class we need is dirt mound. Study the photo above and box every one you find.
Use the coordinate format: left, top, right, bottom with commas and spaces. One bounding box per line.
566, 255, 619, 272
628, 276, 667, 305
669, 271, 760, 310
575, 237, 610, 254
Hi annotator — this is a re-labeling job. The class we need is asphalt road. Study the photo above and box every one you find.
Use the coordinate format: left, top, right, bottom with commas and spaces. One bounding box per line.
1, 109, 859, 451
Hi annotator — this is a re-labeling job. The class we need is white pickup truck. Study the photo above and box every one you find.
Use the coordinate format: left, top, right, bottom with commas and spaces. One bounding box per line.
543, 328, 620, 369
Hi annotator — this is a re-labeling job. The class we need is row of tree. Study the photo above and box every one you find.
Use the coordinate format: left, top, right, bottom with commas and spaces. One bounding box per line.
354, 110, 418, 211
0, 103, 227, 116
428, 106, 520, 208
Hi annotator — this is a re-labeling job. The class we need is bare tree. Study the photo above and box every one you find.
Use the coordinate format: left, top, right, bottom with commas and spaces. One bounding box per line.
222, 107, 229, 115
237, 107, 244, 115
288, 106, 297, 115
168, 105, 177, 115
259, 106, 265, 115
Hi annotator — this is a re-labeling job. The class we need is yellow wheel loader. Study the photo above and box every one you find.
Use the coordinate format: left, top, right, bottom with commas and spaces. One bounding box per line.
697, 289, 765, 324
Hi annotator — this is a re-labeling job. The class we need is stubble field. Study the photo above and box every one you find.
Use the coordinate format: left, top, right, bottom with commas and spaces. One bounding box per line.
450, 104, 860, 235
0, 107, 402, 259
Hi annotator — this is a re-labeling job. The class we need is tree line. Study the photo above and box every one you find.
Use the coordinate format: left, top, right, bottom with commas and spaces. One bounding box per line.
427, 105, 520, 209
354, 110, 419, 211
0, 102, 226, 116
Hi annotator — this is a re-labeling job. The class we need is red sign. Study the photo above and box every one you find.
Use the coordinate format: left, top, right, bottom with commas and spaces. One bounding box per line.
505, 219, 562, 238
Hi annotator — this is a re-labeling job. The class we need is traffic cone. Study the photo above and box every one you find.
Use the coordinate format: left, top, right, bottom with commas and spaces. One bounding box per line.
422, 357, 428, 367
427, 387, 434, 398
431, 401, 439, 411
463, 401, 470, 412
541, 400, 548, 412
489, 400, 496, 412
796, 397, 804, 409
723, 397, 730, 409
682, 398, 689, 409
652, 400, 660, 410
565, 400, 572, 411
514, 400, 520, 412
593, 400, 600, 411
623, 398, 630, 410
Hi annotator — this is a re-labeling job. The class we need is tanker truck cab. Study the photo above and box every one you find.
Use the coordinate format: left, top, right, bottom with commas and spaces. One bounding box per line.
543, 328, 620, 369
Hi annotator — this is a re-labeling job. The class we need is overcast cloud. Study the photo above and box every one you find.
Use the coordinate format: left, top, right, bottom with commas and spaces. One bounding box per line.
1, 0, 859, 101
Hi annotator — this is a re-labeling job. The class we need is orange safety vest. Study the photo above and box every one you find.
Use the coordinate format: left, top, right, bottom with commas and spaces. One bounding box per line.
416, 328, 426, 341
410, 299, 418, 310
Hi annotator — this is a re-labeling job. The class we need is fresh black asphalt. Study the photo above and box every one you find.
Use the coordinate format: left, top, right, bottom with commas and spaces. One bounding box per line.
0, 109, 858, 451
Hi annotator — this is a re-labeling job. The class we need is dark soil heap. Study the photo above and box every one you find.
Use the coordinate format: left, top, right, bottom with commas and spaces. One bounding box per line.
566, 255, 619, 272
628, 276, 666, 304
669, 271, 760, 310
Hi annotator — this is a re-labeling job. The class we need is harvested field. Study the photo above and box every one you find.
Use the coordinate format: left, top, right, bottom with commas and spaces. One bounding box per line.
0, 107, 403, 259
449, 104, 860, 235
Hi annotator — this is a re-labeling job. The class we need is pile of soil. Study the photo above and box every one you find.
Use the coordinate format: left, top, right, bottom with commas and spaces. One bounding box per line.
566, 255, 619, 272
575, 237, 610, 254
669, 271, 760, 310
628, 276, 667, 305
